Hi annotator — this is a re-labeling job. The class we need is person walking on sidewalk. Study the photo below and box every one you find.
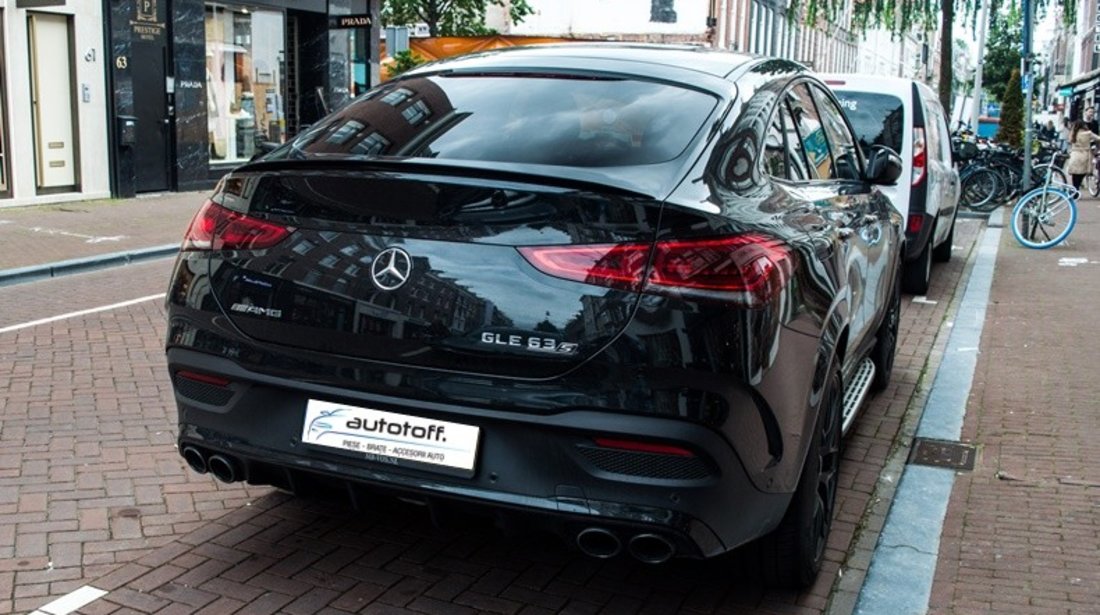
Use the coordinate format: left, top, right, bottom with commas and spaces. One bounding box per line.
1065, 119, 1100, 192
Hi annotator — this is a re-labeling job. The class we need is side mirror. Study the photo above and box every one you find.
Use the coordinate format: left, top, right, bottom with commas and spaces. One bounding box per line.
866, 146, 903, 185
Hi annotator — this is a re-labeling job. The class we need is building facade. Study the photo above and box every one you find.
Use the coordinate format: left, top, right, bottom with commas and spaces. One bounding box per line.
0, 0, 112, 209
104, 0, 380, 198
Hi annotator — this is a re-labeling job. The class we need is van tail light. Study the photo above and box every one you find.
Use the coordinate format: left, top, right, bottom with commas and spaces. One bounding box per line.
518, 234, 793, 307
912, 127, 927, 187
182, 201, 294, 252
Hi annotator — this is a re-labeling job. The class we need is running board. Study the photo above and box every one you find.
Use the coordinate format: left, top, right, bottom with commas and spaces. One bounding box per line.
841, 358, 876, 436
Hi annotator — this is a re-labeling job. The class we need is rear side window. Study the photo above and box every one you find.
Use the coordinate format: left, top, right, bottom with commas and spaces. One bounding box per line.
787, 84, 834, 180
280, 75, 719, 168
811, 86, 862, 181
833, 91, 905, 158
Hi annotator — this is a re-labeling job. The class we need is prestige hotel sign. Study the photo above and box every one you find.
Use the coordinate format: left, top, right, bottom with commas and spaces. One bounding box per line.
131, 0, 166, 42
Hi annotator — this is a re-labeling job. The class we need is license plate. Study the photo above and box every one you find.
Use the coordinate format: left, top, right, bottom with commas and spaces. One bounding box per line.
302, 399, 480, 471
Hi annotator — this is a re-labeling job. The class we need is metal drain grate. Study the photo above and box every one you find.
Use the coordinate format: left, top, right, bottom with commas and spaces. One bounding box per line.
908, 438, 977, 471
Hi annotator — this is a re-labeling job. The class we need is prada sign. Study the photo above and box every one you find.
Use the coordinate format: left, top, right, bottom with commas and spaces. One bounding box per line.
329, 14, 372, 28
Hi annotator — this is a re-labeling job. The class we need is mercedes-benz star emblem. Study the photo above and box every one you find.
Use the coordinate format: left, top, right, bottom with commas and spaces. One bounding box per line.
370, 247, 413, 291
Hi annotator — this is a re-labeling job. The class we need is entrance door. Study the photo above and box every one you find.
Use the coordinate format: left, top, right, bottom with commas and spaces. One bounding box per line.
28, 12, 78, 192
132, 41, 170, 192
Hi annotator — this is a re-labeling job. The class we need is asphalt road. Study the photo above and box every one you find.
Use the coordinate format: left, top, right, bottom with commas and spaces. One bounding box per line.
0, 222, 982, 615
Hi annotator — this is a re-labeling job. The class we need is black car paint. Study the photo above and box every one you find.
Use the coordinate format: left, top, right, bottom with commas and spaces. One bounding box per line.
166, 47, 901, 558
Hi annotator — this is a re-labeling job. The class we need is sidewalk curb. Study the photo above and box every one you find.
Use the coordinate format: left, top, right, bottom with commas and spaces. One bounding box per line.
0, 244, 179, 288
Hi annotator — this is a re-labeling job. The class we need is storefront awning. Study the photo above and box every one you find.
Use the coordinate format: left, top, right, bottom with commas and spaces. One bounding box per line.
1059, 67, 1100, 93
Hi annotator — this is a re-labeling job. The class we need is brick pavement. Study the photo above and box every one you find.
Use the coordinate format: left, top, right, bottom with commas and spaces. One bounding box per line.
0, 193, 205, 271
0, 204, 985, 614
929, 203, 1100, 614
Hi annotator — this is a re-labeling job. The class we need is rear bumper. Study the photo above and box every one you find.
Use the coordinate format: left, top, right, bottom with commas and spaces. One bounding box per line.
169, 347, 792, 559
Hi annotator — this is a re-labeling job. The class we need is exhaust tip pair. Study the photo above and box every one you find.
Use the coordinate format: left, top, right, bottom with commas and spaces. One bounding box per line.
181, 446, 239, 483
576, 527, 675, 564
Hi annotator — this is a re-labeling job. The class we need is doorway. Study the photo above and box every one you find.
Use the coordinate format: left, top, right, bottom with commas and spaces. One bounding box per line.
132, 39, 171, 192
28, 12, 78, 193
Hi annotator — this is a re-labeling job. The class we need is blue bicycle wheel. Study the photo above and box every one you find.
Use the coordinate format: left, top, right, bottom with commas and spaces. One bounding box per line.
1011, 188, 1077, 249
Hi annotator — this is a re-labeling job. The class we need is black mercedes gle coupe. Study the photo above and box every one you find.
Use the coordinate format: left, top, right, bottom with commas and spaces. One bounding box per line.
166, 45, 904, 587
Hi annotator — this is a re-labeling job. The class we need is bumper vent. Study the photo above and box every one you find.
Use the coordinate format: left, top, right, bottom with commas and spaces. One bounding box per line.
578, 446, 711, 480
173, 376, 234, 406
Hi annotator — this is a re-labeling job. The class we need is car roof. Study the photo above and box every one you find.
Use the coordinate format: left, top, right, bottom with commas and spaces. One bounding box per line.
818, 73, 916, 97
403, 43, 757, 94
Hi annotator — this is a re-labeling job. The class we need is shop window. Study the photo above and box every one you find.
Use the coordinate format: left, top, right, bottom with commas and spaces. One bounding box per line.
651, 0, 677, 23
205, 5, 286, 164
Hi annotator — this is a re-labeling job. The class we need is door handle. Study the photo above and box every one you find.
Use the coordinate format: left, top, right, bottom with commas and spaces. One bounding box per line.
861, 214, 879, 224
837, 227, 854, 239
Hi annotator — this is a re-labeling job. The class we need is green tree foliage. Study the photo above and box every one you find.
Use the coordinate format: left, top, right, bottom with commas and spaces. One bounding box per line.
982, 5, 1022, 102
790, 0, 1073, 118
384, 0, 534, 37
999, 70, 1024, 147
390, 50, 427, 76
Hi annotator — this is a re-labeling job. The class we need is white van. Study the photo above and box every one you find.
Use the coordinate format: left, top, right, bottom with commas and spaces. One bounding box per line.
821, 75, 959, 294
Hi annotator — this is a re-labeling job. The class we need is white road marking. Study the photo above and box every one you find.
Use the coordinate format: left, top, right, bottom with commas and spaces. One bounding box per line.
1059, 257, 1089, 267
0, 294, 165, 334
0, 220, 12, 225
911, 296, 939, 305
34, 585, 107, 615
28, 226, 126, 243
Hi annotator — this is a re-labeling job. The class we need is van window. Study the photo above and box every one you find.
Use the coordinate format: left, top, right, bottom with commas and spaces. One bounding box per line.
833, 91, 905, 158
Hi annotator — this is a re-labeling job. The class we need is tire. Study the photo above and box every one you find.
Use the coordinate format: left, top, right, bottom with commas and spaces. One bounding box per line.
870, 267, 901, 391
1011, 188, 1077, 249
1090, 168, 1100, 198
932, 216, 955, 263
960, 168, 1002, 212
902, 238, 932, 294
747, 365, 842, 588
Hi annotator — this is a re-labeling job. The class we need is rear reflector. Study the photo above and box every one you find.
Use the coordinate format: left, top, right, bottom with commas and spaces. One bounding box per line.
182, 200, 293, 251
907, 214, 924, 234
176, 370, 231, 387
518, 234, 792, 307
593, 437, 696, 457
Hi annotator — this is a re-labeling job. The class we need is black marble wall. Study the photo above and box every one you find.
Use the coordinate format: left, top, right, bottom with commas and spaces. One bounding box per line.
109, 0, 137, 198
172, 0, 209, 192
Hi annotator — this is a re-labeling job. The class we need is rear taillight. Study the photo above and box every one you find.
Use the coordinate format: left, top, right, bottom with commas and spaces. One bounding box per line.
518, 234, 793, 307
912, 127, 927, 187
182, 200, 293, 251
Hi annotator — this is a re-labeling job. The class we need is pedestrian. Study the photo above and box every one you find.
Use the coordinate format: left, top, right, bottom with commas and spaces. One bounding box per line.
1084, 106, 1099, 135
1065, 119, 1100, 191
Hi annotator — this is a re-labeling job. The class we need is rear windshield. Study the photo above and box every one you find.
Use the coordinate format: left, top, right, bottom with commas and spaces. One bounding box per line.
832, 91, 904, 158
275, 75, 718, 167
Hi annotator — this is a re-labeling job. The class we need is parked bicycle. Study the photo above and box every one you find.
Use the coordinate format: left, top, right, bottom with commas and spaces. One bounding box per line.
1011, 157, 1078, 249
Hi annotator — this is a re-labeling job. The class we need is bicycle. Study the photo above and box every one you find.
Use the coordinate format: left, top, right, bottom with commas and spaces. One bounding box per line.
1011, 160, 1078, 249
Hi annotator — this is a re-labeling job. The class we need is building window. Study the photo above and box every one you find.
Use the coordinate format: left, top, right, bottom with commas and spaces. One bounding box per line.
381, 87, 413, 106
205, 5, 286, 164
651, 0, 677, 23
401, 100, 431, 126
352, 132, 391, 156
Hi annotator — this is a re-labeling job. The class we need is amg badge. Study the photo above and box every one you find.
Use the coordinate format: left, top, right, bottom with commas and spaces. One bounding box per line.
230, 303, 283, 319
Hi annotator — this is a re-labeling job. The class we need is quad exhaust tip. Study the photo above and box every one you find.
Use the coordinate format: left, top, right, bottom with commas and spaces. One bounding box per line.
207, 454, 238, 483
576, 528, 622, 559
628, 533, 675, 564
181, 446, 207, 475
